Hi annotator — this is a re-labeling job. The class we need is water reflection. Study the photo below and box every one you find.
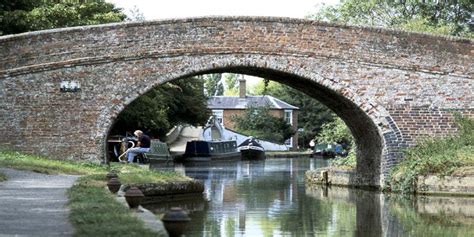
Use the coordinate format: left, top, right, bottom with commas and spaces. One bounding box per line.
147, 158, 474, 237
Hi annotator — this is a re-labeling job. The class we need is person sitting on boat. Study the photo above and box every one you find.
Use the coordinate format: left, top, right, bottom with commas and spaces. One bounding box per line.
126, 130, 151, 163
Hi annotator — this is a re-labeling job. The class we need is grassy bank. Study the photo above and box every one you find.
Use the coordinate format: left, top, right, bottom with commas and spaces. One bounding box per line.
68, 175, 164, 236
0, 150, 189, 236
387, 115, 474, 194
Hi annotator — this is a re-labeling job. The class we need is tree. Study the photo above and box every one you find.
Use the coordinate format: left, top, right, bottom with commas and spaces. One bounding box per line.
231, 104, 295, 144
203, 74, 224, 97
110, 77, 210, 139
0, 0, 126, 35
126, 5, 145, 21
309, 0, 473, 38
223, 73, 239, 96
315, 117, 353, 146
316, 117, 356, 168
250, 80, 335, 148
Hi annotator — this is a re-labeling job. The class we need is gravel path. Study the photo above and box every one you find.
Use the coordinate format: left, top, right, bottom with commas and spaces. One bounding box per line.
0, 168, 79, 236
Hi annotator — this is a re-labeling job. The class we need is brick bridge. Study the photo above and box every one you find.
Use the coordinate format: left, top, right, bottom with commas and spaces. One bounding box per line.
0, 17, 472, 188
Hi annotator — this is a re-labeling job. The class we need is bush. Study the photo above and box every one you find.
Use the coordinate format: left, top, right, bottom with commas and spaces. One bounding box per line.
315, 117, 356, 168
231, 104, 295, 144
387, 114, 474, 194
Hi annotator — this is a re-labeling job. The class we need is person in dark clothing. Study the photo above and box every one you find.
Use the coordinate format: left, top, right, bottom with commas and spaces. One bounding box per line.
126, 130, 151, 163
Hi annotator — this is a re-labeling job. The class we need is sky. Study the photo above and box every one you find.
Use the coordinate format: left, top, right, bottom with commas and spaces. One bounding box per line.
106, 0, 340, 21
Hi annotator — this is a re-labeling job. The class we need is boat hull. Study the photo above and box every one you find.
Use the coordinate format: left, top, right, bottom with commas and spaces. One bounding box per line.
183, 151, 242, 162
177, 140, 241, 162
239, 146, 266, 160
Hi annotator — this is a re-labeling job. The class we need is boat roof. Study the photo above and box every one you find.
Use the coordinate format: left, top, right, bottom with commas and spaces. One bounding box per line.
208, 95, 299, 110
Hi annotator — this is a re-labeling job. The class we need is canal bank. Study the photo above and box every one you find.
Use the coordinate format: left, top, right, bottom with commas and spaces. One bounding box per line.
305, 167, 474, 196
266, 151, 312, 158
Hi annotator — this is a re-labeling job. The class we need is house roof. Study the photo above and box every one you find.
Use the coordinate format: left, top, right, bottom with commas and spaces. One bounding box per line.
208, 95, 299, 110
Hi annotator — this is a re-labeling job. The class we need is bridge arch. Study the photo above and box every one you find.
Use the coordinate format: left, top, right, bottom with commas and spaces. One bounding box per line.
1, 17, 471, 188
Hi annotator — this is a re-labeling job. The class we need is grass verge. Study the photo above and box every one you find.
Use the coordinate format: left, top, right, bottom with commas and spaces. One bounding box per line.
67, 175, 164, 236
0, 150, 190, 236
387, 115, 474, 194
0, 150, 106, 175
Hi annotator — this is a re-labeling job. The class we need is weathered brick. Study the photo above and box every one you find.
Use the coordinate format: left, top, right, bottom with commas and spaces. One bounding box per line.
0, 17, 472, 187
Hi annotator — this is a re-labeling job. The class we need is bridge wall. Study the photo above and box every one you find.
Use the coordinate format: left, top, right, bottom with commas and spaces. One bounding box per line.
0, 17, 472, 187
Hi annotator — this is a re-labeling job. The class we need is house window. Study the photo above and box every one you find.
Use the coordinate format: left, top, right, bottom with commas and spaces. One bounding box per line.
212, 110, 224, 125
284, 110, 292, 125
285, 137, 292, 146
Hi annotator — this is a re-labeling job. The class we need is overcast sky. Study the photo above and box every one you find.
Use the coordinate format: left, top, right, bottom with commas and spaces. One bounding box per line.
106, 0, 340, 20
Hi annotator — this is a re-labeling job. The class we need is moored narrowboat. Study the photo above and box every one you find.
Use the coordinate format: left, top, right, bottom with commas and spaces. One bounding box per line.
238, 137, 266, 160
177, 140, 241, 162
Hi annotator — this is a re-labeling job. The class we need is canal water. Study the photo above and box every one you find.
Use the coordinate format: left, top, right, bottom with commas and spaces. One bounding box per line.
148, 158, 474, 237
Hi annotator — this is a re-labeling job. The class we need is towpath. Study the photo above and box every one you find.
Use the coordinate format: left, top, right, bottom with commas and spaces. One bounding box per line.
0, 168, 78, 236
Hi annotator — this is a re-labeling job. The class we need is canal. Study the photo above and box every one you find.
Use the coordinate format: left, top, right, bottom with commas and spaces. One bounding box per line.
148, 158, 474, 236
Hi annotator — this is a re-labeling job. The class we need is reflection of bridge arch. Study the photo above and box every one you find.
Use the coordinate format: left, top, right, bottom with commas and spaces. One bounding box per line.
1, 17, 472, 188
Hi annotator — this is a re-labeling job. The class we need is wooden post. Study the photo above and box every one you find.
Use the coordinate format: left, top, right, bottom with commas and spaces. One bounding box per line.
321, 170, 329, 186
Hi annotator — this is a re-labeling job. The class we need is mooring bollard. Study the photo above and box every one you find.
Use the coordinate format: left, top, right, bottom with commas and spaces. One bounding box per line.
107, 177, 121, 194
106, 171, 118, 180
124, 186, 144, 209
162, 207, 191, 237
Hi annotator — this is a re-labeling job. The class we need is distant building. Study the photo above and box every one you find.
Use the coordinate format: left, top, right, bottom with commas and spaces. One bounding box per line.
207, 79, 299, 150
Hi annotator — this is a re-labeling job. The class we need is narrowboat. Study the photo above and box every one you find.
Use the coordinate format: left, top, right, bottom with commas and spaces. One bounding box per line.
238, 137, 266, 160
177, 140, 241, 162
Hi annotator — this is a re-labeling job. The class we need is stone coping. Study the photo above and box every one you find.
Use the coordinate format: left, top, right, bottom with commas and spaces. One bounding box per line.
1, 16, 470, 43
416, 174, 474, 197
306, 169, 474, 196
122, 180, 205, 197
114, 188, 168, 237
107, 179, 205, 236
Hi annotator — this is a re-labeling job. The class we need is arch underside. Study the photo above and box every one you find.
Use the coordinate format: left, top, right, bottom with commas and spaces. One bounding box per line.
97, 54, 390, 187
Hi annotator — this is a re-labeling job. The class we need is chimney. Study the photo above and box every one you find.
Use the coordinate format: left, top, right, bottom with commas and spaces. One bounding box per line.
239, 78, 246, 99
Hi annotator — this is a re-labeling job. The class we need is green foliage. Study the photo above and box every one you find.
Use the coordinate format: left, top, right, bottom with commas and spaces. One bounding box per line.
202, 73, 239, 96
203, 74, 224, 96
310, 0, 473, 38
388, 115, 474, 194
1, 0, 126, 35
332, 147, 356, 169
223, 73, 239, 96
111, 77, 210, 138
231, 104, 295, 144
251, 80, 335, 148
315, 117, 356, 168
315, 117, 353, 145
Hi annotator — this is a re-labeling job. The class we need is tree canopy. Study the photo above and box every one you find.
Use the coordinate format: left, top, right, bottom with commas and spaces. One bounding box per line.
203, 74, 224, 97
250, 80, 335, 148
0, 0, 126, 35
110, 77, 210, 139
310, 0, 473, 38
231, 104, 295, 144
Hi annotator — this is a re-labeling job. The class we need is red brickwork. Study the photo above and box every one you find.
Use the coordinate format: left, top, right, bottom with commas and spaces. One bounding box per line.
0, 17, 471, 187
